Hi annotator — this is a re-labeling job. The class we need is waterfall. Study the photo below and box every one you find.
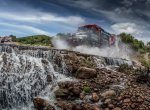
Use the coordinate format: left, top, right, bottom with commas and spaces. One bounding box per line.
0, 44, 132, 110
94, 56, 132, 68
0, 44, 73, 110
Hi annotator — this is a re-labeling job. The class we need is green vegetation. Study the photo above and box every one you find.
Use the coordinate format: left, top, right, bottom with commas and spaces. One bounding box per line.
120, 33, 150, 67
120, 33, 149, 53
137, 54, 150, 67
9, 35, 17, 42
80, 57, 96, 68
14, 35, 53, 47
83, 86, 91, 93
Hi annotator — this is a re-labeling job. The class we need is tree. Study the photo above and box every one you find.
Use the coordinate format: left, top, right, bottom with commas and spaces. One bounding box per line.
16, 35, 52, 46
147, 42, 150, 46
9, 35, 16, 42
120, 33, 148, 53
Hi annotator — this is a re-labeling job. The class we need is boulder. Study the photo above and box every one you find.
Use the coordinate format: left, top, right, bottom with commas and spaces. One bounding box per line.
33, 97, 55, 110
56, 101, 81, 110
76, 67, 97, 79
47, 75, 52, 83
53, 54, 62, 67
56, 101, 72, 109
113, 107, 122, 110
54, 89, 69, 98
91, 92, 100, 102
41, 59, 49, 65
123, 98, 131, 103
101, 90, 116, 98
72, 104, 82, 110
80, 92, 85, 99
91, 105, 102, 110
71, 86, 81, 96
58, 81, 73, 88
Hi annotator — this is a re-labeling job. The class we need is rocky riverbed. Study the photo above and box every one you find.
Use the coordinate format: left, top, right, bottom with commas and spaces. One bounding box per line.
0, 44, 149, 110
33, 53, 150, 110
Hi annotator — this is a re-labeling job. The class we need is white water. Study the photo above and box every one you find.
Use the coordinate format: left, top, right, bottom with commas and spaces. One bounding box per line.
0, 47, 73, 110
0, 44, 132, 110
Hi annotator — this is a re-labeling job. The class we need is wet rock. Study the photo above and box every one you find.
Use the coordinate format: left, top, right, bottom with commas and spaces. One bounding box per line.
56, 101, 81, 110
82, 103, 91, 110
137, 97, 144, 103
80, 92, 85, 99
112, 107, 122, 110
58, 81, 73, 88
33, 97, 55, 110
41, 59, 49, 65
53, 54, 62, 67
131, 103, 136, 109
104, 99, 111, 104
91, 105, 102, 110
108, 104, 114, 109
76, 67, 97, 79
54, 89, 69, 98
123, 98, 130, 103
91, 92, 100, 102
71, 86, 81, 96
47, 75, 52, 83
2, 53, 7, 64
72, 104, 82, 110
56, 101, 72, 109
118, 64, 134, 74
101, 90, 116, 98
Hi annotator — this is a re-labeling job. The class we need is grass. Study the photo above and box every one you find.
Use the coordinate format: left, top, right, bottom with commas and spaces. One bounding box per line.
83, 86, 91, 93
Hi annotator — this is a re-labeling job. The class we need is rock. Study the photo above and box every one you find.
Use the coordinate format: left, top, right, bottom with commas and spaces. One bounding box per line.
54, 54, 62, 67
33, 97, 55, 110
2, 53, 7, 64
54, 89, 69, 98
58, 81, 73, 88
91, 92, 100, 102
113, 107, 122, 110
76, 67, 97, 79
131, 103, 136, 109
80, 92, 85, 99
123, 98, 131, 103
41, 59, 49, 65
72, 104, 82, 110
82, 103, 91, 110
91, 105, 102, 110
56, 101, 81, 110
137, 97, 144, 102
101, 90, 116, 98
56, 101, 72, 109
104, 99, 111, 104
47, 75, 52, 83
118, 64, 134, 74
108, 104, 114, 109
71, 86, 81, 96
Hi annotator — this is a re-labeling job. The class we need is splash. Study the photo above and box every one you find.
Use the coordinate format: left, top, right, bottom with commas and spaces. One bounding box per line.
0, 45, 73, 110
52, 36, 133, 60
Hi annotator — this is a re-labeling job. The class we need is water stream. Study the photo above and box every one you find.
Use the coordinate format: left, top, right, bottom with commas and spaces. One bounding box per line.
0, 44, 132, 110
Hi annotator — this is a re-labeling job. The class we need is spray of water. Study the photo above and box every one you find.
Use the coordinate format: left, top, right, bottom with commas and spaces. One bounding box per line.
52, 37, 70, 49
0, 45, 74, 110
52, 37, 133, 60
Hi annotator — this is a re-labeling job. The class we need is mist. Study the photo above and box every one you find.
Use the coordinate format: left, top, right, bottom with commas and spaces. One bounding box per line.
52, 37, 70, 49
52, 37, 132, 60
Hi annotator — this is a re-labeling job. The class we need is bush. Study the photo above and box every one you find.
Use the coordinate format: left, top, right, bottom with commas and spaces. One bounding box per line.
9, 35, 17, 42
120, 33, 148, 53
139, 49, 147, 54
83, 86, 91, 93
16, 35, 52, 46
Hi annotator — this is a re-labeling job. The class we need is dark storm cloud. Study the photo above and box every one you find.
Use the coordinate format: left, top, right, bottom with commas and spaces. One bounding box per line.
0, 0, 150, 39
2, 0, 150, 25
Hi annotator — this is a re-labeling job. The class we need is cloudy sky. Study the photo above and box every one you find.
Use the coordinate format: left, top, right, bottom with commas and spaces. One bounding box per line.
0, 0, 150, 41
